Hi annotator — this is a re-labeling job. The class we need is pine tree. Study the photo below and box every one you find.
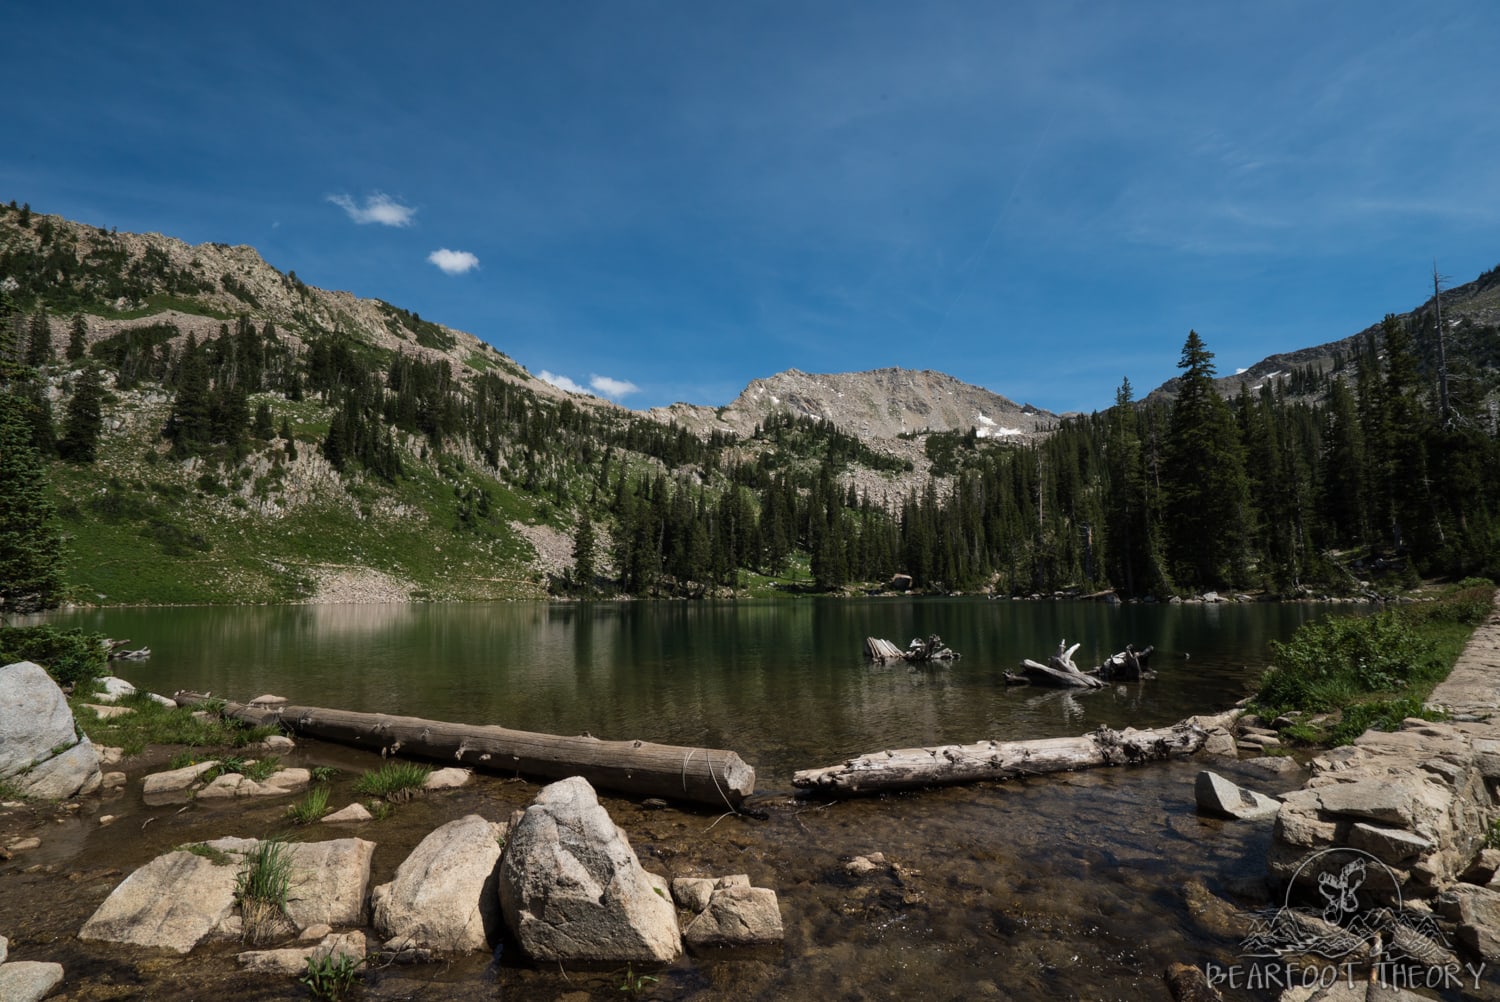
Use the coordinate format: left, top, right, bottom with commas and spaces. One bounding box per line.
1162, 331, 1251, 590
571, 512, 597, 594
58, 365, 105, 462
66, 313, 88, 362
26, 309, 52, 367
0, 390, 65, 612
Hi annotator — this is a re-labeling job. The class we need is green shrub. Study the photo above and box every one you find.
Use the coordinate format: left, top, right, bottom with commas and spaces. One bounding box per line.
0, 626, 108, 688
1257, 610, 1438, 712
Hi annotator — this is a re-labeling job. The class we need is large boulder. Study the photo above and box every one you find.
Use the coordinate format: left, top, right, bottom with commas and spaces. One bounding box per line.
79, 836, 375, 953
283, 839, 375, 929
498, 776, 680, 964
373, 815, 505, 951
0, 661, 102, 799
79, 837, 257, 953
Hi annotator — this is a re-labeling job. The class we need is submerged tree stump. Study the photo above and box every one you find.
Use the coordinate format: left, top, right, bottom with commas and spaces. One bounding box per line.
792, 721, 1208, 797
175, 693, 755, 810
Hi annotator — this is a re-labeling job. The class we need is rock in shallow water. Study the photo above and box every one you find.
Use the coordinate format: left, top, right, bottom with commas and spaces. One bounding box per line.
498, 776, 680, 964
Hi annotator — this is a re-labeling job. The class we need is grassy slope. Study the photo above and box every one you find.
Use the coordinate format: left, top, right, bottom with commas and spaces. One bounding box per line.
48, 387, 551, 605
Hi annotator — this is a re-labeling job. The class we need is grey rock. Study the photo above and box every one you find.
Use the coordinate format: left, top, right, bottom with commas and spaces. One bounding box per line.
79, 837, 256, 953
0, 932, 7, 963
0, 961, 65, 1002
0, 661, 102, 800
672, 877, 715, 912
322, 803, 373, 823
94, 676, 137, 702
141, 761, 217, 797
1347, 822, 1434, 865
372, 815, 504, 952
283, 838, 375, 930
683, 884, 784, 948
238, 931, 365, 975
423, 767, 472, 790
498, 776, 680, 964
1201, 728, 1238, 757
1443, 884, 1500, 960
1195, 770, 1281, 821
19, 737, 103, 799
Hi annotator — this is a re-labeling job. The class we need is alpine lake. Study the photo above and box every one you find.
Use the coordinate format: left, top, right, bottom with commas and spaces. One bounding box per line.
8, 597, 1397, 1001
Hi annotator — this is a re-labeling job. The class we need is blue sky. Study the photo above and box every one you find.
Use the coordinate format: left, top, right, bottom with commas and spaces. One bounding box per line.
5, 2, 1497, 414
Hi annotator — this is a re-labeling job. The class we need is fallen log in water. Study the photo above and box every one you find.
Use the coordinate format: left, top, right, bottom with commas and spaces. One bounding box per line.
792, 720, 1207, 797
864, 634, 960, 662
174, 692, 755, 810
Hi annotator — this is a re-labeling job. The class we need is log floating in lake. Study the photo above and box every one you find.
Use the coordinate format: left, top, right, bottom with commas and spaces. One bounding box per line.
792, 720, 1207, 797
174, 692, 755, 810
864, 634, 960, 662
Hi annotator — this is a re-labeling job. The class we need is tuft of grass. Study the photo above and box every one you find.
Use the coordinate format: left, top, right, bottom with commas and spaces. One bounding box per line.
301, 951, 363, 1002
287, 786, 330, 825
364, 799, 394, 821
354, 761, 432, 803
309, 765, 340, 783
235, 839, 295, 945
180, 842, 235, 866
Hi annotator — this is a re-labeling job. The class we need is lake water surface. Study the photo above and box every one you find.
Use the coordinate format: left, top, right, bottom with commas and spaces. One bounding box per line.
47, 597, 1337, 786
24, 597, 1401, 1001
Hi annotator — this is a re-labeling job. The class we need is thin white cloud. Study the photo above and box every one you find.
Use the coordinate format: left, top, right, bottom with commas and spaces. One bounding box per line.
590, 375, 639, 399
427, 248, 480, 274
327, 192, 416, 227
539, 371, 588, 394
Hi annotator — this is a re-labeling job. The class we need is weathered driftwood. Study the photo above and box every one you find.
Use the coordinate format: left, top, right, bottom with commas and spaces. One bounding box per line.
792, 721, 1208, 797
104, 639, 151, 660
864, 634, 960, 663
1098, 644, 1155, 681
174, 693, 755, 810
1017, 658, 1107, 688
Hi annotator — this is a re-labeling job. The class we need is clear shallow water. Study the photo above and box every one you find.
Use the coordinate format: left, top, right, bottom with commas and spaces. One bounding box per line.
18, 597, 1427, 1002
45, 597, 1338, 786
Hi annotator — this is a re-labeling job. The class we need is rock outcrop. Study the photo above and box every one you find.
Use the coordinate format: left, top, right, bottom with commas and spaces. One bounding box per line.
372, 814, 505, 952
498, 776, 680, 964
80, 836, 374, 953
0, 661, 102, 800
79, 837, 256, 953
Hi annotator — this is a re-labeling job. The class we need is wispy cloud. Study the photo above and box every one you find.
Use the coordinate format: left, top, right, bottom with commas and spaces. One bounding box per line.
327, 192, 416, 227
590, 375, 639, 399
539, 371, 588, 394
427, 248, 480, 274
536, 371, 640, 400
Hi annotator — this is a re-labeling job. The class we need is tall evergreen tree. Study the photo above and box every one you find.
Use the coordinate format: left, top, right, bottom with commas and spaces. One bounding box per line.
1162, 331, 1251, 590
58, 365, 105, 463
570, 512, 597, 594
66, 313, 88, 362
0, 387, 65, 612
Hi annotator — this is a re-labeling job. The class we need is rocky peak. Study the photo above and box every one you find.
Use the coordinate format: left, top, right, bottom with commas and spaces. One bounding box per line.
648, 366, 1056, 442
